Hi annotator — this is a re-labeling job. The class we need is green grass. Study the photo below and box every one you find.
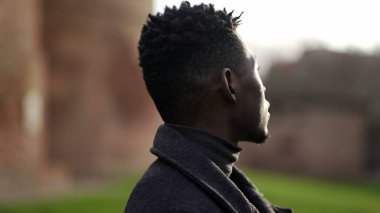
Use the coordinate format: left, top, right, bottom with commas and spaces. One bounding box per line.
244, 169, 380, 213
0, 173, 142, 213
0, 169, 379, 213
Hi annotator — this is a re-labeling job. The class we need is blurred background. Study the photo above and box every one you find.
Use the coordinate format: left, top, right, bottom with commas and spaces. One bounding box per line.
0, 0, 379, 212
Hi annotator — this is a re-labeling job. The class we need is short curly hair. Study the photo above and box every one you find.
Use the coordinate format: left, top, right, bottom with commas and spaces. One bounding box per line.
139, 1, 244, 123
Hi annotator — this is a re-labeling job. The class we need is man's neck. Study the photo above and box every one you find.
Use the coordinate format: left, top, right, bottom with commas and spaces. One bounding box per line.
185, 121, 238, 145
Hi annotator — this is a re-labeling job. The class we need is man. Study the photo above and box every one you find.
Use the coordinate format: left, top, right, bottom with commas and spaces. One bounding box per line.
125, 1, 292, 212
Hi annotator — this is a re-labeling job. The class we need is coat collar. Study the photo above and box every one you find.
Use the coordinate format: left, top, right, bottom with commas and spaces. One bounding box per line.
165, 123, 241, 177
150, 124, 258, 213
230, 168, 293, 213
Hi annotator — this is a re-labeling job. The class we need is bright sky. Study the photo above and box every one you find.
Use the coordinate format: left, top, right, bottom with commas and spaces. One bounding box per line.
154, 0, 380, 52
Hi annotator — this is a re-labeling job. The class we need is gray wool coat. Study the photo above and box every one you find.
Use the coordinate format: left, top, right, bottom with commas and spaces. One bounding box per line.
124, 125, 292, 213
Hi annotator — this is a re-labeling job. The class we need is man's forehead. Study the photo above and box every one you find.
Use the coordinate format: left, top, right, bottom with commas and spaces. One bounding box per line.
240, 40, 255, 63
241, 40, 252, 57
238, 34, 257, 66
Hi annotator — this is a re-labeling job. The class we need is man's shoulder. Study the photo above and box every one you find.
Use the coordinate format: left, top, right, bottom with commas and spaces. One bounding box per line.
124, 159, 223, 213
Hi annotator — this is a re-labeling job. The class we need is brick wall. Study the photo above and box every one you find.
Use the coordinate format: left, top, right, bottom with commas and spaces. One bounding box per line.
0, 0, 158, 201
0, 0, 51, 200
43, 0, 159, 176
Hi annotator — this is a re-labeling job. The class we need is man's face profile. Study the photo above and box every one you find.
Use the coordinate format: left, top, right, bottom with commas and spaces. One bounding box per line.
233, 39, 270, 144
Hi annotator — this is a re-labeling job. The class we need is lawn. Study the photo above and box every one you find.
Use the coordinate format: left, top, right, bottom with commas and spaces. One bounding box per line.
0, 169, 379, 213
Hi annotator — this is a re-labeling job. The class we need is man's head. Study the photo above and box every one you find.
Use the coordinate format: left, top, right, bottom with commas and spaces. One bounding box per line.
138, 1, 270, 143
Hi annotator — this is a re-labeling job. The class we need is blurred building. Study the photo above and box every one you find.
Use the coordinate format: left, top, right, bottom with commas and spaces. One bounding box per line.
0, 0, 158, 201
240, 49, 380, 180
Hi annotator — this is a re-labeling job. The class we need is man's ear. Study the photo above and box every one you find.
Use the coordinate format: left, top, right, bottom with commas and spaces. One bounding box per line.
221, 68, 238, 103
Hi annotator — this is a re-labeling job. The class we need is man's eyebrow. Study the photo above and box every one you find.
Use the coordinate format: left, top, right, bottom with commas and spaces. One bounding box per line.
249, 54, 255, 62
251, 56, 261, 72
250, 55, 256, 69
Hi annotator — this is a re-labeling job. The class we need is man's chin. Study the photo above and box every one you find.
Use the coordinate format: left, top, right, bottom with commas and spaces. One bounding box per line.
244, 129, 270, 144
254, 132, 270, 144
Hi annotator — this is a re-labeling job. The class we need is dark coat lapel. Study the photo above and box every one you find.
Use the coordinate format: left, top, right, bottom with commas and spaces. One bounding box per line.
150, 125, 257, 213
230, 168, 293, 213
230, 168, 274, 213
